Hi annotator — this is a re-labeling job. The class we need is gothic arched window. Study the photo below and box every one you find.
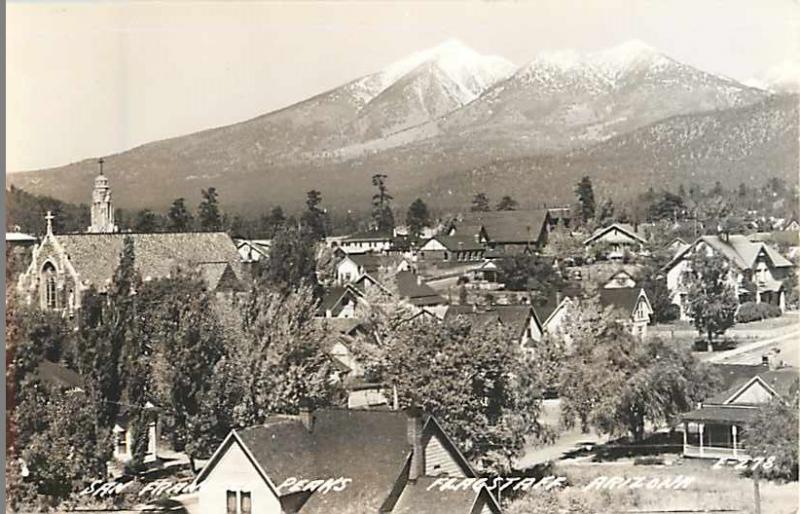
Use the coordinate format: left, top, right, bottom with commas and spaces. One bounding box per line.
42, 262, 58, 310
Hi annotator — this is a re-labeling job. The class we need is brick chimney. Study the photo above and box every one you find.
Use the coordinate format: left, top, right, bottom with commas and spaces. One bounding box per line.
405, 407, 425, 481
299, 407, 314, 432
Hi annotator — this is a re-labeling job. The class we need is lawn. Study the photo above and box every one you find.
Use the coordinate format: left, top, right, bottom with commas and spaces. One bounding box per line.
508, 458, 799, 513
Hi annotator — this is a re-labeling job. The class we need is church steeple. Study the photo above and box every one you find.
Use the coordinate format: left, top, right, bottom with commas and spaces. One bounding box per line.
87, 158, 118, 233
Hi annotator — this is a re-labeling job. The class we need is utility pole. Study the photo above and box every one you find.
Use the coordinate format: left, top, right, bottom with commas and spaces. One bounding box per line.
753, 471, 762, 514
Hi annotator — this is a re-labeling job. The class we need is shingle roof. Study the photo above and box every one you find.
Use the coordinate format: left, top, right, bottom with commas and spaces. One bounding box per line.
346, 253, 382, 272
705, 366, 798, 404
681, 405, 759, 424
197, 262, 244, 291
598, 288, 645, 317
235, 409, 427, 514
453, 210, 549, 244
710, 363, 766, 392
396, 271, 446, 306
54, 232, 242, 289
668, 235, 793, 272
392, 478, 496, 514
428, 235, 484, 252
584, 223, 647, 245
444, 304, 537, 337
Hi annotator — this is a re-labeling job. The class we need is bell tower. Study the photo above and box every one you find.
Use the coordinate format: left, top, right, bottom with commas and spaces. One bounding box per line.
87, 158, 118, 233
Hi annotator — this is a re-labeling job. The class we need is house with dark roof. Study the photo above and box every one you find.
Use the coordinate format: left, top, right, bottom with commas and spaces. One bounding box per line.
532, 288, 582, 336
680, 366, 798, 460
192, 408, 501, 514
664, 235, 794, 320
395, 271, 447, 309
598, 287, 653, 339
583, 223, 647, 259
417, 235, 485, 264
449, 210, 551, 254
336, 254, 383, 284
444, 304, 543, 346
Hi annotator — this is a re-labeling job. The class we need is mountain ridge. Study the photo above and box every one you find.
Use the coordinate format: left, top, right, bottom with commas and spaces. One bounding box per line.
7, 41, 796, 216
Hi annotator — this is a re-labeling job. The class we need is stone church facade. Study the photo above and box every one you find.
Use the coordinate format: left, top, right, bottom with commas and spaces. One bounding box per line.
17, 166, 245, 313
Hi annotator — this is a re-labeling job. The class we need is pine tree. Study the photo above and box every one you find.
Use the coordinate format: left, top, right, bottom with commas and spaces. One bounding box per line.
495, 195, 518, 211
405, 198, 431, 239
134, 209, 159, 232
471, 193, 490, 212
167, 197, 194, 232
197, 187, 222, 231
575, 177, 596, 223
371, 174, 394, 232
301, 190, 328, 240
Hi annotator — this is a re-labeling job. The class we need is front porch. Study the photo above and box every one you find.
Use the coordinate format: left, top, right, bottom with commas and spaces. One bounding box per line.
681, 421, 750, 460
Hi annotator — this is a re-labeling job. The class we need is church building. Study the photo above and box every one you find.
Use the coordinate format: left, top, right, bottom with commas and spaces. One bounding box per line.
17, 161, 245, 313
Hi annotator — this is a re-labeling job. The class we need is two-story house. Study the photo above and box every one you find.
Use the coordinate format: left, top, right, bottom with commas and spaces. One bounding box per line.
663, 235, 794, 320
192, 408, 501, 514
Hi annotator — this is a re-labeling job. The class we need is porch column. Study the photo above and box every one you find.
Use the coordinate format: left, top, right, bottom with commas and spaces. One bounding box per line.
732, 424, 738, 458
780, 291, 786, 312
683, 422, 688, 455
698, 423, 704, 457
755, 290, 761, 304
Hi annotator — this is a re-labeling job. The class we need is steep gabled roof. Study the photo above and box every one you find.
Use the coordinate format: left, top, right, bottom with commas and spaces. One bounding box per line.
583, 223, 647, 246
197, 262, 244, 291
392, 477, 501, 514
453, 210, 550, 244
52, 232, 242, 290
195, 409, 479, 514
666, 235, 793, 272
598, 288, 651, 318
444, 304, 542, 339
705, 366, 798, 405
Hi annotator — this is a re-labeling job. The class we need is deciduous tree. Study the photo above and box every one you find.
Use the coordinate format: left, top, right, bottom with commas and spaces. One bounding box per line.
683, 251, 738, 351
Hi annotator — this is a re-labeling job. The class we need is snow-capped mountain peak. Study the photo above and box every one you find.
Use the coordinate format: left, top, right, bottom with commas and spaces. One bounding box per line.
347, 40, 516, 106
525, 40, 669, 79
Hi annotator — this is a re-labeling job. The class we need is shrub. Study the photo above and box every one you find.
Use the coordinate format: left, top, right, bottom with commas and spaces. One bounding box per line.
735, 302, 782, 323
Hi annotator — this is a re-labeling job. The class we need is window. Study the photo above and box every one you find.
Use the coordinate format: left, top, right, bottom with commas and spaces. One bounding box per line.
226, 491, 237, 514
116, 431, 127, 455
226, 491, 251, 514
42, 263, 58, 310
241, 492, 252, 514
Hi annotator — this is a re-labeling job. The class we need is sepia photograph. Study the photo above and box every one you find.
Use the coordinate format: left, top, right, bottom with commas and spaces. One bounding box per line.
4, 1, 800, 512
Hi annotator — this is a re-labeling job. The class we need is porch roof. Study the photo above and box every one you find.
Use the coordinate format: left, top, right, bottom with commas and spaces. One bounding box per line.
681, 405, 758, 424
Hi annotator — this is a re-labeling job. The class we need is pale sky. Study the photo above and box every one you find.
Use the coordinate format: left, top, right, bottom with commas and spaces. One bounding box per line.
7, 0, 800, 172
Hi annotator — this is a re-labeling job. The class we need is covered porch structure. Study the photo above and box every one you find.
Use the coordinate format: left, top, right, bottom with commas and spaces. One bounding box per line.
680, 405, 757, 459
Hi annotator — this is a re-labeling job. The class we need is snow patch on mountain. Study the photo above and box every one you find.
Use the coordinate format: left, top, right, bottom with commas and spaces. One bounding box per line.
344, 39, 516, 107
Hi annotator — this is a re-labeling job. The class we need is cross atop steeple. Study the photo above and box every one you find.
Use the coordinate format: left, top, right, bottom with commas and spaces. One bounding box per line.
98, 158, 105, 175
45, 210, 54, 236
